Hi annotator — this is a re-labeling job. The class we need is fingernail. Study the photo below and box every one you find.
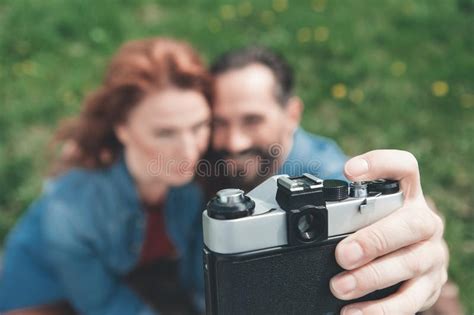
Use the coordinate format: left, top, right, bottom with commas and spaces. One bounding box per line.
342, 307, 362, 315
345, 157, 369, 177
331, 273, 357, 296
339, 241, 364, 267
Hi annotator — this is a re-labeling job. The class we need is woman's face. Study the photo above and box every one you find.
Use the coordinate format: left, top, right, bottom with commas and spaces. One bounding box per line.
116, 88, 211, 187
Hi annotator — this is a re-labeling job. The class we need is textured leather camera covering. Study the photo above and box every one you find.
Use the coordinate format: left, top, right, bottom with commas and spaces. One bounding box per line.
205, 238, 400, 315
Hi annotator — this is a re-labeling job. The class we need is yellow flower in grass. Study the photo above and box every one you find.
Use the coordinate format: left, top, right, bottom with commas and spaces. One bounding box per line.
312, 0, 326, 12
297, 27, 312, 43
207, 18, 221, 33
62, 91, 76, 106
22, 61, 38, 76
12, 60, 38, 76
273, 0, 288, 13
390, 61, 406, 77
332, 83, 347, 99
220, 5, 236, 20
260, 10, 275, 26
238, 1, 253, 17
349, 89, 365, 104
402, 2, 415, 15
314, 26, 329, 42
432, 81, 449, 97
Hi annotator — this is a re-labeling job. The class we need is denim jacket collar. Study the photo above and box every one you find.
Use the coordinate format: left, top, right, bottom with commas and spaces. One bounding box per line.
109, 154, 141, 213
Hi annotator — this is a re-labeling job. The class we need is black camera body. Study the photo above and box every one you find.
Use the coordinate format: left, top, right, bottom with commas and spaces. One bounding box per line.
202, 174, 403, 315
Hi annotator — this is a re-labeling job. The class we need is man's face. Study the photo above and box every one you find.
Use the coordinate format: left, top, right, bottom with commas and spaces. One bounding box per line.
212, 63, 300, 190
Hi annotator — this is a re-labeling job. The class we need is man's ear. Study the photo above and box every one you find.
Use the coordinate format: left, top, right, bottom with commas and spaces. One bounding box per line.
114, 124, 129, 145
285, 96, 304, 131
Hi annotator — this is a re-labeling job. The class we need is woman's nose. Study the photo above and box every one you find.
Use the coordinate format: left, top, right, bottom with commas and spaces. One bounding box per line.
178, 133, 200, 162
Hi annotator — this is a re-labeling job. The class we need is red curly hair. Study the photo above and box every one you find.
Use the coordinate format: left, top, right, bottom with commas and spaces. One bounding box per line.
51, 37, 212, 174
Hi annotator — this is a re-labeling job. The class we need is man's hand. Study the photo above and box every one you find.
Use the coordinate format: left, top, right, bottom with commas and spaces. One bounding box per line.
329, 150, 449, 315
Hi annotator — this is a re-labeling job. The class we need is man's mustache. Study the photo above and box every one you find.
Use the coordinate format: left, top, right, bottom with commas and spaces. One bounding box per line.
212, 148, 268, 160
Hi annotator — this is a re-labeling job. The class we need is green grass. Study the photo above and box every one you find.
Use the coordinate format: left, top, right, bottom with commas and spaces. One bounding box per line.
1, 0, 473, 312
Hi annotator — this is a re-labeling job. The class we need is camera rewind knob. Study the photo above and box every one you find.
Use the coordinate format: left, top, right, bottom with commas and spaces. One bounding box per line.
217, 189, 246, 203
207, 189, 255, 220
323, 180, 349, 201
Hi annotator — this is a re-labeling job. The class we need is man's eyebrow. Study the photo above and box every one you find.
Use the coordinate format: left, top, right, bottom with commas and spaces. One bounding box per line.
243, 113, 264, 117
242, 113, 265, 120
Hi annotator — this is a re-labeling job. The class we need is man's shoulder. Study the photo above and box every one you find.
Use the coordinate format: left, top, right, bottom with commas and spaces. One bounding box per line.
281, 128, 347, 180
294, 128, 344, 154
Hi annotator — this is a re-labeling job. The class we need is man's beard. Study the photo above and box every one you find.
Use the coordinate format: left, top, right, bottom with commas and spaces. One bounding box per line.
206, 146, 280, 193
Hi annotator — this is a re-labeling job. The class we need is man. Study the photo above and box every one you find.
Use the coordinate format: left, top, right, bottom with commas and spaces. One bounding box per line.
207, 46, 453, 314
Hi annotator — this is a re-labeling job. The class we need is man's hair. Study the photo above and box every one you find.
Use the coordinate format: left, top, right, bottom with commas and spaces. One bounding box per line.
210, 46, 294, 106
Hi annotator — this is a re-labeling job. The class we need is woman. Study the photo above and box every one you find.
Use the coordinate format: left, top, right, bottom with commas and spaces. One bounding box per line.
0, 38, 211, 315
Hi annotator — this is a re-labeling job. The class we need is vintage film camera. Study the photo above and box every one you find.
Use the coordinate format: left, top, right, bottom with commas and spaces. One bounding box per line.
202, 174, 404, 315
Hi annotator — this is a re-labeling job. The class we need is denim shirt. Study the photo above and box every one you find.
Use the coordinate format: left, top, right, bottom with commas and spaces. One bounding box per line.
0, 158, 205, 315
0, 128, 346, 314
279, 128, 347, 180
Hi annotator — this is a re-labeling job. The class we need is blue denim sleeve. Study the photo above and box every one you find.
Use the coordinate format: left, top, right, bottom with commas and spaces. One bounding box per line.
41, 183, 157, 315
45, 245, 156, 315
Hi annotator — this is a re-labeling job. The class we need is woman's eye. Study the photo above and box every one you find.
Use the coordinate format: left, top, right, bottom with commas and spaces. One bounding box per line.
193, 122, 210, 133
154, 129, 176, 138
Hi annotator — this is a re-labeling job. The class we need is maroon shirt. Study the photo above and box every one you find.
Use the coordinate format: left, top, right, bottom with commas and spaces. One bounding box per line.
139, 202, 176, 265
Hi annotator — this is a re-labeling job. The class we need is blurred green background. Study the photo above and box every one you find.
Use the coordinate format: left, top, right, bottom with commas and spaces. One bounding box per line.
1, 0, 473, 311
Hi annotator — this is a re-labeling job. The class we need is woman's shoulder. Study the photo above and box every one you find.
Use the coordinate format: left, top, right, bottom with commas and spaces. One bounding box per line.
44, 161, 130, 204
40, 169, 106, 229
44, 167, 105, 196
39, 164, 134, 251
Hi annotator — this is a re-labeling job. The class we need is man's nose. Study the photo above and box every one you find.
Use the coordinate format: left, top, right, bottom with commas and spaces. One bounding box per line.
226, 128, 252, 155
